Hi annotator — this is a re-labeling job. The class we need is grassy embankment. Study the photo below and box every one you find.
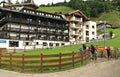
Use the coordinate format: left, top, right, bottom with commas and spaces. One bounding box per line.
93, 11, 120, 26
38, 6, 75, 14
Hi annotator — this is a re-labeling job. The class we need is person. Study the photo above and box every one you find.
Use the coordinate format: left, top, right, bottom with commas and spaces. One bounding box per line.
79, 47, 83, 52
79, 47, 83, 57
82, 44, 87, 55
82, 44, 86, 50
90, 45, 97, 61
106, 46, 111, 60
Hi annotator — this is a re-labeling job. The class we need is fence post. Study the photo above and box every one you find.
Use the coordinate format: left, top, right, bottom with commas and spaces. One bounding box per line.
10, 54, 12, 69
59, 53, 61, 70
81, 52, 83, 64
72, 52, 75, 67
22, 54, 24, 72
84, 50, 87, 63
40, 53, 43, 72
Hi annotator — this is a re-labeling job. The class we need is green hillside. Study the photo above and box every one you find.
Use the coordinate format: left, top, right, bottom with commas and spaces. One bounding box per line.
38, 6, 120, 26
38, 6, 75, 14
94, 11, 120, 26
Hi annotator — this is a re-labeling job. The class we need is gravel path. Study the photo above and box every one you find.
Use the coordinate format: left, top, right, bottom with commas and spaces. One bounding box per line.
0, 58, 120, 77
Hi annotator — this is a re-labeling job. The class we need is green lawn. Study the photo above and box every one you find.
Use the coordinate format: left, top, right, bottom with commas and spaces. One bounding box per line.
89, 38, 120, 48
38, 6, 74, 14
13, 44, 81, 55
106, 28, 120, 38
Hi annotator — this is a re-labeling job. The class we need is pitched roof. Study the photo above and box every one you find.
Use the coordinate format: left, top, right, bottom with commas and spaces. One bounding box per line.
4, 3, 38, 10
65, 10, 90, 20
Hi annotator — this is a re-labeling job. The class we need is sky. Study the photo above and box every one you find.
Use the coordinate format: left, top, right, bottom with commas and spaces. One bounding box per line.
0, 0, 70, 6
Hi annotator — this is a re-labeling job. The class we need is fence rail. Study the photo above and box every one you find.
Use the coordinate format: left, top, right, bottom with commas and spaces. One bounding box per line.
0, 51, 90, 72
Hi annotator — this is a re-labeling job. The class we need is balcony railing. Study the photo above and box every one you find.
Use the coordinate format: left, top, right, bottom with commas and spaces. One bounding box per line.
70, 31, 80, 36
70, 24, 80, 29
70, 16, 82, 22
0, 17, 68, 30
2, 27, 20, 32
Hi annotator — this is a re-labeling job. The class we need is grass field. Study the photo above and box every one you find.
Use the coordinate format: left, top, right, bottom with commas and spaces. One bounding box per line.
106, 28, 120, 38
38, 6, 74, 14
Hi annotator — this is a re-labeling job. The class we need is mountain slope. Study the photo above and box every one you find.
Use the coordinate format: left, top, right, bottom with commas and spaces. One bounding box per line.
38, 6, 120, 26
38, 6, 75, 14
94, 11, 120, 26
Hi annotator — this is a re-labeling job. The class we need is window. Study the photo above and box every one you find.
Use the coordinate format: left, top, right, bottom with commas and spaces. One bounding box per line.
36, 42, 39, 45
25, 42, 29, 45
38, 20, 41, 24
43, 42, 47, 46
9, 41, 19, 47
56, 43, 59, 46
86, 31, 89, 36
92, 32, 95, 35
86, 37, 89, 42
86, 25, 89, 29
61, 43, 65, 46
24, 42, 31, 46
49, 43, 53, 47
92, 25, 95, 29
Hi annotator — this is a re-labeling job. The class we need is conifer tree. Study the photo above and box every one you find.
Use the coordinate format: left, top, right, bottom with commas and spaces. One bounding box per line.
16, 0, 19, 4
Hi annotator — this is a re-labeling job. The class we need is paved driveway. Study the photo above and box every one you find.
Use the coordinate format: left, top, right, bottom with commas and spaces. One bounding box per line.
0, 59, 120, 77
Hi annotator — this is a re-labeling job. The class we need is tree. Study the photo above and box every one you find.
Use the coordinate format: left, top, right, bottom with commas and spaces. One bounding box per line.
16, 0, 19, 4
47, 3, 51, 6
31, 0, 34, 3
68, 0, 115, 17
7, 0, 12, 4
23, 0, 34, 3
51, 2, 54, 6
64, 0, 67, 3
27, 0, 31, 3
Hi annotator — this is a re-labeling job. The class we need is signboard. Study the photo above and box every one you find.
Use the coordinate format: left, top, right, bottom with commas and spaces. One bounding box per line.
0, 40, 6, 43
95, 46, 107, 51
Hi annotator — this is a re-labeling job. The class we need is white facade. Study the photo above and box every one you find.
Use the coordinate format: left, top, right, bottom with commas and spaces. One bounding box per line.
0, 22, 70, 52
83, 21, 97, 42
0, 39, 70, 53
69, 15, 83, 44
64, 10, 97, 44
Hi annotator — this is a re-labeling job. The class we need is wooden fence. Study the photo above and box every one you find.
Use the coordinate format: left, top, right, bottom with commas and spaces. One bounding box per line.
0, 48, 7, 54
0, 51, 90, 72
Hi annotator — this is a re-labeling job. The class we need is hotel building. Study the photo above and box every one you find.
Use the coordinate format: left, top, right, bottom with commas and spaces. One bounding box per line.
64, 10, 96, 44
0, 2, 97, 53
0, 3, 69, 52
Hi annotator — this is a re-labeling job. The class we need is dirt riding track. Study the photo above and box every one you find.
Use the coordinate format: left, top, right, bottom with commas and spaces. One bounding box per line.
0, 59, 120, 77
